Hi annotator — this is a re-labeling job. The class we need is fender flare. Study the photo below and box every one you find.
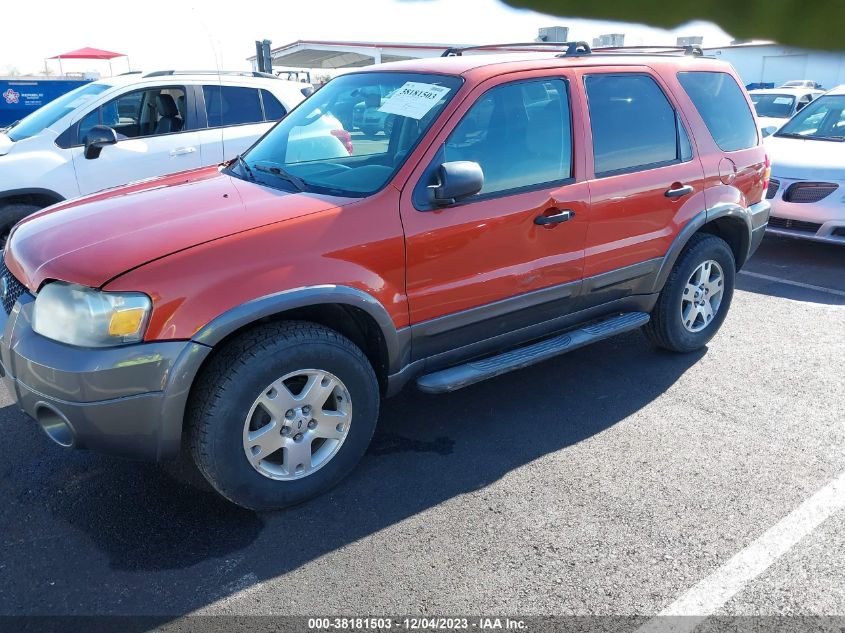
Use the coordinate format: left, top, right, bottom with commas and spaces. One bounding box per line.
650, 203, 752, 293
191, 284, 409, 374
0, 187, 65, 206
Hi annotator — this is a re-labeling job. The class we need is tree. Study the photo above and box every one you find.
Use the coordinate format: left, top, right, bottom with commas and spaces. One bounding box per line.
506, 0, 841, 50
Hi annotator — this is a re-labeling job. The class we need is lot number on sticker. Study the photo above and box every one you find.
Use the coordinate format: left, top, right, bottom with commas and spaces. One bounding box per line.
378, 82, 451, 120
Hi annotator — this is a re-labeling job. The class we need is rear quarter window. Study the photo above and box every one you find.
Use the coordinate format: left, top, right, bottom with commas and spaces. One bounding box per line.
677, 71, 758, 152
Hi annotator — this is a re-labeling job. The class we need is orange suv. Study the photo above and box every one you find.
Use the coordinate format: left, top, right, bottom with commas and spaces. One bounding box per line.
0, 43, 770, 509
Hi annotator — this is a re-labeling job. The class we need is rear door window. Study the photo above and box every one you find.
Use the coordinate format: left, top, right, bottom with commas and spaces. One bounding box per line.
203, 85, 264, 127
585, 73, 686, 176
678, 71, 758, 151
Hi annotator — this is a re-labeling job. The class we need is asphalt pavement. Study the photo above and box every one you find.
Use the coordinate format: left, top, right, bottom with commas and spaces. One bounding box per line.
0, 233, 843, 629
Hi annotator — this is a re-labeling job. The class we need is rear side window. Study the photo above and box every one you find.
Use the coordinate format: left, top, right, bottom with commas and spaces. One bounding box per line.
203, 85, 264, 127
260, 90, 287, 120
678, 71, 758, 152
443, 78, 572, 196
585, 74, 684, 176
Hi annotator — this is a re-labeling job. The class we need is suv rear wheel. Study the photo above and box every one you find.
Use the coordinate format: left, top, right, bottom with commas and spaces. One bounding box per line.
188, 321, 379, 510
644, 233, 736, 353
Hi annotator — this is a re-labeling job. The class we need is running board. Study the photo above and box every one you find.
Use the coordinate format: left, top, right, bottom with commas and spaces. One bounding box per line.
416, 312, 650, 394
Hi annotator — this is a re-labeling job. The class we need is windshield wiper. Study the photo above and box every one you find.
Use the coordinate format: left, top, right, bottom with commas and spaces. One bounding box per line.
775, 131, 845, 142
774, 132, 809, 139
232, 154, 255, 181
254, 162, 307, 192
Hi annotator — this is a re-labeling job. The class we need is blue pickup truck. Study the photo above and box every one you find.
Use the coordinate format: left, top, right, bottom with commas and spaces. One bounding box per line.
0, 78, 91, 127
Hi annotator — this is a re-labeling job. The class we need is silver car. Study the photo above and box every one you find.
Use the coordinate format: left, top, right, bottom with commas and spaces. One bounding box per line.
763, 86, 845, 244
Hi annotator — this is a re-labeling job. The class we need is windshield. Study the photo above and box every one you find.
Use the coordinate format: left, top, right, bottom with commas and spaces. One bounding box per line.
6, 82, 110, 142
776, 94, 845, 141
236, 72, 462, 196
750, 93, 796, 118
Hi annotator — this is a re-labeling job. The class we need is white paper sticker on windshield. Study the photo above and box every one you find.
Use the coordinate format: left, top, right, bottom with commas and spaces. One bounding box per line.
378, 82, 451, 120
773, 97, 793, 105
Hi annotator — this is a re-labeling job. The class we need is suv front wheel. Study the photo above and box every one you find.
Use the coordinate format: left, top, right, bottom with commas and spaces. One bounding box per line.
188, 321, 380, 510
644, 233, 736, 353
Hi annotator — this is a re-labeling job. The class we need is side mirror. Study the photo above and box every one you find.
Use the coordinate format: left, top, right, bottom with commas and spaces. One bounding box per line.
83, 125, 118, 159
761, 125, 778, 138
430, 161, 484, 206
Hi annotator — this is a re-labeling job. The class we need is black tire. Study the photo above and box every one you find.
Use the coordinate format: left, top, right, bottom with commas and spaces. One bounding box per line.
362, 127, 379, 139
644, 233, 736, 353
0, 203, 40, 248
187, 321, 380, 511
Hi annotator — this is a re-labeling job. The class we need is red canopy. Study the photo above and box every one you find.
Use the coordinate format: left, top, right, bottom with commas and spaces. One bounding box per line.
48, 47, 125, 60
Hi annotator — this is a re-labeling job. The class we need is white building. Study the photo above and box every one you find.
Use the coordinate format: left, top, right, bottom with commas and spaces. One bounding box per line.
703, 42, 845, 89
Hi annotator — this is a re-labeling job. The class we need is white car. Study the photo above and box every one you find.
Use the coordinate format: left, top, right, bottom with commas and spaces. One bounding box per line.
0, 71, 329, 242
780, 80, 821, 89
763, 86, 845, 244
749, 87, 822, 132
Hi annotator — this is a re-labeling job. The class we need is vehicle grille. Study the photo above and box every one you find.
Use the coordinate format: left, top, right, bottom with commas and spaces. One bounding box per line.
0, 258, 27, 315
768, 216, 823, 234
782, 182, 838, 203
766, 178, 780, 199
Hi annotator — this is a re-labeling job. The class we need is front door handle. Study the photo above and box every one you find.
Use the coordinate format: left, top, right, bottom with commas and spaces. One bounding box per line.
665, 184, 694, 198
534, 208, 575, 226
170, 146, 197, 157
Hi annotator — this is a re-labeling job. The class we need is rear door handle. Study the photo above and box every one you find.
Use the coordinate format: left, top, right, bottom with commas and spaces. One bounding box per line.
534, 208, 575, 226
170, 146, 197, 156
665, 184, 694, 198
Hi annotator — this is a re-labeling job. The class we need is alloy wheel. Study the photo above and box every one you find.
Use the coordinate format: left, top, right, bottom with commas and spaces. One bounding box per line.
242, 369, 352, 481
680, 259, 725, 333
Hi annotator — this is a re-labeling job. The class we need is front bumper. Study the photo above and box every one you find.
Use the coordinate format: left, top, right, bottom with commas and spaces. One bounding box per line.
765, 176, 845, 245
0, 294, 210, 460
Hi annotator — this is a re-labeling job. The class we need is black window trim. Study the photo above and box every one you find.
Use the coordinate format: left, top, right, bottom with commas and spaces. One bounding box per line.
57, 84, 192, 148
584, 72, 695, 180
414, 76, 577, 212
258, 88, 287, 122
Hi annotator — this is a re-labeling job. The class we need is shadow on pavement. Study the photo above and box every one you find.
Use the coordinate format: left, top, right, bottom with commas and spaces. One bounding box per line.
0, 330, 703, 617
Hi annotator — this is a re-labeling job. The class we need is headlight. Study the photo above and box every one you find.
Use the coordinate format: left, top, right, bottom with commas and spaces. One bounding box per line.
32, 282, 151, 347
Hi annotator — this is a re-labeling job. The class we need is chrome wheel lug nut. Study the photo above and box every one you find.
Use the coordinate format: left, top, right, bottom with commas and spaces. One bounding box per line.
285, 409, 295, 419
302, 405, 312, 415
308, 420, 317, 430
294, 433, 303, 441
281, 427, 290, 436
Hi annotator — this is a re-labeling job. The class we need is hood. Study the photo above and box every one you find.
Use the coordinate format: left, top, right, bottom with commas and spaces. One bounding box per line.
0, 132, 12, 156
5, 166, 354, 290
764, 135, 845, 181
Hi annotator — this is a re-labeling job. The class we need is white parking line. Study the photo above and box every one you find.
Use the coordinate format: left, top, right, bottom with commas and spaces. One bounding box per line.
739, 270, 845, 298
638, 470, 845, 633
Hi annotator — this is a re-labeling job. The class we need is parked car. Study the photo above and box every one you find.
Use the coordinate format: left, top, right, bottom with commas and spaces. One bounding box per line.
0, 47, 770, 510
749, 87, 822, 132
0, 71, 323, 243
780, 80, 822, 89
763, 86, 845, 244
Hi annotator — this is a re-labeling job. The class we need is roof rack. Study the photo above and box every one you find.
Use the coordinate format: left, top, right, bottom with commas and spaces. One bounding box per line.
142, 70, 277, 78
442, 41, 592, 57
587, 45, 704, 57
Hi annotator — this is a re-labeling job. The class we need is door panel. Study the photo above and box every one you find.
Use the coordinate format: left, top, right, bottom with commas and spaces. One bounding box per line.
72, 131, 202, 195
579, 68, 706, 279
399, 71, 589, 335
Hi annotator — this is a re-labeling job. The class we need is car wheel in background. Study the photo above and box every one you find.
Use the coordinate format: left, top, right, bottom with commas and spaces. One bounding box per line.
0, 203, 40, 248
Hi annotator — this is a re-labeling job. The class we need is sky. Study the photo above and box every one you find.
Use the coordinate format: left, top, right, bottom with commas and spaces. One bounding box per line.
1, 0, 732, 77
